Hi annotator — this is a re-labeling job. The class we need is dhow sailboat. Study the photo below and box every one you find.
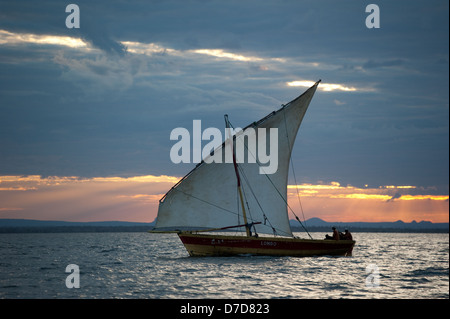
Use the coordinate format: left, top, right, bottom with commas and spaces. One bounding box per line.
151, 80, 355, 257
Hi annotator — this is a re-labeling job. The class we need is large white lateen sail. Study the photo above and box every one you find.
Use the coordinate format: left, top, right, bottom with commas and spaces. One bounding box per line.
154, 81, 320, 237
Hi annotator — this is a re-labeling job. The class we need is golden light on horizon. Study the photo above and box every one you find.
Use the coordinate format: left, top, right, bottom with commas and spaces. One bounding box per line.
286, 181, 449, 223
398, 195, 449, 201
383, 185, 417, 189
0, 174, 180, 222
329, 194, 392, 200
0, 175, 448, 223
288, 181, 348, 190
287, 182, 449, 202
90, 175, 180, 184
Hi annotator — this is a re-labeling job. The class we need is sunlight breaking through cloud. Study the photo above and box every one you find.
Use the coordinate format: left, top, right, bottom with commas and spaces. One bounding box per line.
0, 29, 88, 49
191, 49, 263, 62
287, 182, 449, 201
121, 41, 177, 56
0, 176, 448, 223
286, 80, 358, 92
0, 29, 326, 78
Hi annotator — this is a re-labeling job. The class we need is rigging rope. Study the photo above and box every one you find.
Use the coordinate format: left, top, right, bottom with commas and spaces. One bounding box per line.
227, 117, 308, 238
238, 165, 279, 236
282, 111, 313, 239
173, 188, 239, 217
261, 166, 313, 239
169, 114, 313, 239
174, 184, 290, 236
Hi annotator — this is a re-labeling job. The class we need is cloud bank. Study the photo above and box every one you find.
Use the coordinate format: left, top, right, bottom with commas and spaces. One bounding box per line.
0, 176, 447, 223
0, 0, 448, 223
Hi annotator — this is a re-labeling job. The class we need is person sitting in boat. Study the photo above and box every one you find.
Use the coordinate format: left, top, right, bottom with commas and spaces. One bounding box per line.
325, 227, 340, 240
332, 227, 340, 240
341, 229, 353, 240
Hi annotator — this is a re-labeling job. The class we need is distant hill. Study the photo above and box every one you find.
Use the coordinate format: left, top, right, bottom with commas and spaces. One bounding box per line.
0, 219, 155, 233
0, 218, 447, 233
0, 219, 155, 227
290, 218, 449, 233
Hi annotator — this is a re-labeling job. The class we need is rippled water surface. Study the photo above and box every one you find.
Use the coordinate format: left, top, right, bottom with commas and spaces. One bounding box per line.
0, 232, 448, 298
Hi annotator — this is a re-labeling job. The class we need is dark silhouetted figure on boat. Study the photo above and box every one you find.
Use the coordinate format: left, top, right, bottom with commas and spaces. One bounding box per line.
342, 229, 353, 240
325, 227, 340, 240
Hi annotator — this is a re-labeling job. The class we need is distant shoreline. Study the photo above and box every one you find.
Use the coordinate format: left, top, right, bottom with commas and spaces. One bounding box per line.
0, 226, 447, 234
0, 218, 448, 234
0, 225, 154, 233
291, 226, 448, 234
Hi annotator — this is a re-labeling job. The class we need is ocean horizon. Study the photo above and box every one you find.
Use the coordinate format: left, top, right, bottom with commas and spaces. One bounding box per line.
0, 218, 448, 233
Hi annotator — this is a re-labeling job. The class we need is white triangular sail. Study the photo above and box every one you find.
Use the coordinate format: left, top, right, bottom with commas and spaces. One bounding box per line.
154, 81, 320, 236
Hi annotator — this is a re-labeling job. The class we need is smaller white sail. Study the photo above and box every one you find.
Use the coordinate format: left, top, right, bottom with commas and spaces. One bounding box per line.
154, 81, 320, 236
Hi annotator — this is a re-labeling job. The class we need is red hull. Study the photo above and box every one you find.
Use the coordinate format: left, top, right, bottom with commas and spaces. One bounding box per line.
178, 233, 355, 257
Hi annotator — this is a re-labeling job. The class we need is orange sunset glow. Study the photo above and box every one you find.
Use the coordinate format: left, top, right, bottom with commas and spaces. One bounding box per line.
0, 175, 447, 224
286, 182, 449, 223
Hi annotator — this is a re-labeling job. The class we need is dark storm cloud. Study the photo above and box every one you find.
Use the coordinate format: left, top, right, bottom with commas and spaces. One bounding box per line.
0, 0, 448, 192
79, 27, 127, 56
362, 59, 404, 69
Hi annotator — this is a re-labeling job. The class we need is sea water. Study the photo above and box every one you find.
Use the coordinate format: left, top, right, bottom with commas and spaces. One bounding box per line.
0, 232, 448, 299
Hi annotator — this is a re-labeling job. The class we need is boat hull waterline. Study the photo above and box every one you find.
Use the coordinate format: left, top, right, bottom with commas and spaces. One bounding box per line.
178, 233, 355, 257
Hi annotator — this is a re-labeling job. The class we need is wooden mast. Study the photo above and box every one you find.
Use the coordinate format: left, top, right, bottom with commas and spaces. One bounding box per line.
225, 115, 251, 237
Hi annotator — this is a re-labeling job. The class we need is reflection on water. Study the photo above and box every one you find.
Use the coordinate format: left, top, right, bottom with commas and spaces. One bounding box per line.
0, 232, 448, 298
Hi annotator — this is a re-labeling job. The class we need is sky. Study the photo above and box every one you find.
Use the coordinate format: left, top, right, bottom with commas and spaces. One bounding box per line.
0, 0, 448, 223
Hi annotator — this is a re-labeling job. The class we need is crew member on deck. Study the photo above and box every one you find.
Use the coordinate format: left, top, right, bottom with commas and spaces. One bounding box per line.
332, 227, 340, 240
342, 229, 353, 240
